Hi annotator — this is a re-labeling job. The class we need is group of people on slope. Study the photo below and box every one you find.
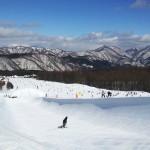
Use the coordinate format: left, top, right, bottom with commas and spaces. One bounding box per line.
101, 90, 112, 98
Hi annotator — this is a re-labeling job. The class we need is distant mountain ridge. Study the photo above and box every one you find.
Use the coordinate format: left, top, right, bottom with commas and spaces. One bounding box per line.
0, 45, 149, 71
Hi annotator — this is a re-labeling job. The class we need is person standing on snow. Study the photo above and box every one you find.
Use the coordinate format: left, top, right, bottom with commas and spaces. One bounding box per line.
101, 90, 105, 98
58, 116, 68, 128
107, 91, 112, 97
63, 116, 68, 128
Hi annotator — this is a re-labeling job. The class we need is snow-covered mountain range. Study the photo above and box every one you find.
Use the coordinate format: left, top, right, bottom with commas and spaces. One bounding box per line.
0, 45, 149, 71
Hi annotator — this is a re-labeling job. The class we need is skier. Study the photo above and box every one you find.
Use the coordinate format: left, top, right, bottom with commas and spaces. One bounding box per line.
58, 116, 68, 128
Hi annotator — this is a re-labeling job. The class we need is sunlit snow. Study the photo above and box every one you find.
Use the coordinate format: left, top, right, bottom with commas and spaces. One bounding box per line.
0, 76, 150, 150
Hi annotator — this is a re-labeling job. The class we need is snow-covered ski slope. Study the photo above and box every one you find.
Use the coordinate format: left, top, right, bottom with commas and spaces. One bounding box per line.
2, 76, 150, 99
0, 76, 150, 150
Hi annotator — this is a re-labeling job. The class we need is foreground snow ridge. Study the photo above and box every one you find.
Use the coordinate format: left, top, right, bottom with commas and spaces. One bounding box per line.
0, 76, 150, 150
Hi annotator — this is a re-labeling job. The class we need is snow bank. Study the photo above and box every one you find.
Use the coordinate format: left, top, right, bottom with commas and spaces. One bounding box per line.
43, 97, 150, 108
0, 76, 150, 150
11, 88, 45, 98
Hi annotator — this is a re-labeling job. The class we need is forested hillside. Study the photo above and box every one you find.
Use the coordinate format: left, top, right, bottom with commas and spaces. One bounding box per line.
0, 67, 150, 92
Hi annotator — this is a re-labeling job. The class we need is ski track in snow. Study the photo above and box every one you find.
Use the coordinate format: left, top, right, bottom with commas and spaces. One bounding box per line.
0, 76, 150, 150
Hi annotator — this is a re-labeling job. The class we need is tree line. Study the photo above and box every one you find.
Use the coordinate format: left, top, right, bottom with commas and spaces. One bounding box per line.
0, 67, 150, 92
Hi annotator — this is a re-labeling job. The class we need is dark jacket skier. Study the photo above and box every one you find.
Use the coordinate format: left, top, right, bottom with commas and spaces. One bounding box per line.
107, 91, 112, 97
63, 116, 68, 128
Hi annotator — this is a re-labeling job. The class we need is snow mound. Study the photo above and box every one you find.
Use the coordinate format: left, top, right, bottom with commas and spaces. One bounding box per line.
11, 88, 45, 98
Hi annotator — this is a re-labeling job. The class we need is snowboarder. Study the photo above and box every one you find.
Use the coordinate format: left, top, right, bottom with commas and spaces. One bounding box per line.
63, 116, 68, 127
58, 116, 68, 128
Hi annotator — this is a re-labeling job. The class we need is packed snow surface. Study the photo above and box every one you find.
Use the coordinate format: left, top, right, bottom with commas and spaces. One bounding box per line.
0, 76, 150, 150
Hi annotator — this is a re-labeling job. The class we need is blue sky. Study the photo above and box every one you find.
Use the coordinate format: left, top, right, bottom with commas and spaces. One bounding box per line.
0, 0, 150, 50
